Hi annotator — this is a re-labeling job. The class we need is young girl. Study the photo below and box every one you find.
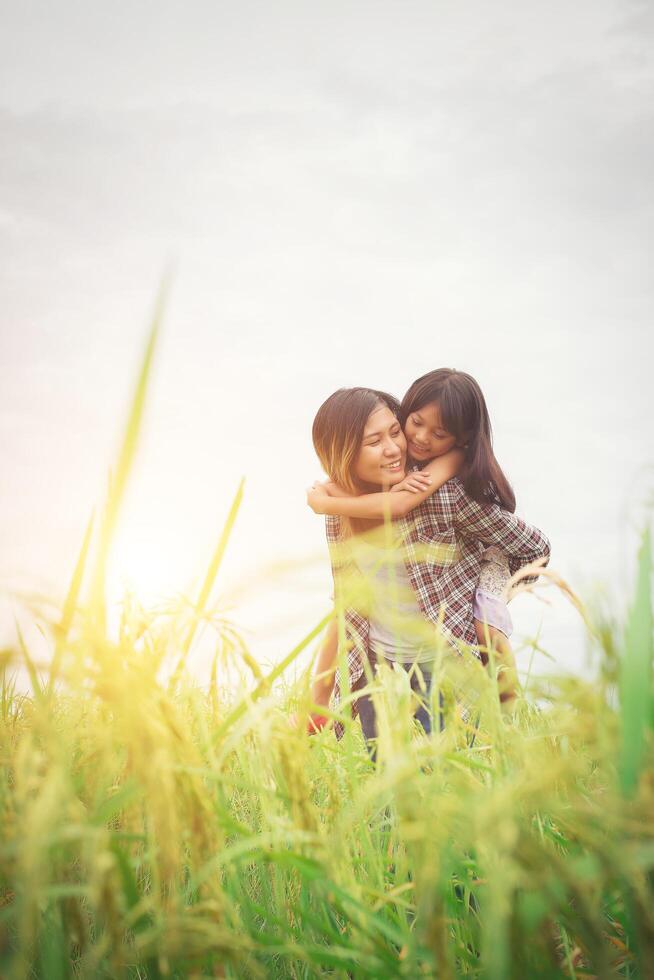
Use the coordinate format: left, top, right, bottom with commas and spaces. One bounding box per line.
303, 370, 548, 739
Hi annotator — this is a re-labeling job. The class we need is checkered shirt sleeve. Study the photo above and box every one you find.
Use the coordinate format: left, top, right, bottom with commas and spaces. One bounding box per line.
449, 479, 551, 583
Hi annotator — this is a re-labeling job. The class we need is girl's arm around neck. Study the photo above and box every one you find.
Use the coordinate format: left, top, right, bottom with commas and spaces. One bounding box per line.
307, 449, 465, 519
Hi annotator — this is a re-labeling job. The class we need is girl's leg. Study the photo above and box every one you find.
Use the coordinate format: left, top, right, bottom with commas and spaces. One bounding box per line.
475, 620, 519, 713
475, 547, 519, 712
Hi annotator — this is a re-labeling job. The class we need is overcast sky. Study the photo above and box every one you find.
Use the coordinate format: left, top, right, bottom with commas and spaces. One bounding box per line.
1, 0, 652, 683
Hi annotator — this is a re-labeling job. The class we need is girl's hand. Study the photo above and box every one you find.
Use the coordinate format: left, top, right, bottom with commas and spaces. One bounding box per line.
307, 482, 330, 514
389, 471, 433, 494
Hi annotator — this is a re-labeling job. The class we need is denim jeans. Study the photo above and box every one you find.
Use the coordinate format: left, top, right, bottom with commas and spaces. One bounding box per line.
354, 651, 443, 760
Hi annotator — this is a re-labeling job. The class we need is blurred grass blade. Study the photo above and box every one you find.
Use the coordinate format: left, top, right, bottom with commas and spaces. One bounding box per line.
619, 527, 653, 796
14, 612, 43, 701
38, 902, 67, 980
47, 509, 95, 693
213, 611, 332, 739
181, 477, 245, 664
90, 278, 169, 629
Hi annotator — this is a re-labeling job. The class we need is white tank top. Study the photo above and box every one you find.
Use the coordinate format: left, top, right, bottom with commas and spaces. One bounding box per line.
351, 535, 437, 664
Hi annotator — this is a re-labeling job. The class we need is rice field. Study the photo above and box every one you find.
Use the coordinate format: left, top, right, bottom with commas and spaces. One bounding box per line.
1, 307, 652, 978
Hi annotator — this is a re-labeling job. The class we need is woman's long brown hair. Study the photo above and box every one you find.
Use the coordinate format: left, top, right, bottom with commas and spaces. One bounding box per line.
312, 387, 401, 494
401, 369, 516, 512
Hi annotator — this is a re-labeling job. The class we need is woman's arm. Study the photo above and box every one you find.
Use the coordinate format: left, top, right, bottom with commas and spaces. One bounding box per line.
307, 449, 465, 519
311, 617, 338, 707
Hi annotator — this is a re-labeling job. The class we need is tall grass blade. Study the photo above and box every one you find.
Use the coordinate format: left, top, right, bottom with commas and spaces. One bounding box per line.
38, 902, 67, 980
180, 477, 245, 666
213, 611, 331, 739
14, 612, 43, 701
47, 509, 95, 693
619, 527, 653, 796
89, 278, 169, 629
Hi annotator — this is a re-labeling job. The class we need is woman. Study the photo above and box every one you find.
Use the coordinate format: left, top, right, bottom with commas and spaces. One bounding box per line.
308, 385, 550, 751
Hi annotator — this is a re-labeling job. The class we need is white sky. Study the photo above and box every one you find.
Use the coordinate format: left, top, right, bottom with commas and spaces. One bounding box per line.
1, 0, 652, 684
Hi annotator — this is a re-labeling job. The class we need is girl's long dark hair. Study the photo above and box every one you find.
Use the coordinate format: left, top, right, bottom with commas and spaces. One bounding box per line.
401, 369, 516, 512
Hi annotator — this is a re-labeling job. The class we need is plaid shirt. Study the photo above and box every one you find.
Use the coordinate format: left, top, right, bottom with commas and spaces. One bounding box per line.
327, 477, 550, 739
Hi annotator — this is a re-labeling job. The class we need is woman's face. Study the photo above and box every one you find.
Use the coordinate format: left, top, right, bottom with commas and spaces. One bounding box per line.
353, 404, 407, 488
404, 401, 460, 462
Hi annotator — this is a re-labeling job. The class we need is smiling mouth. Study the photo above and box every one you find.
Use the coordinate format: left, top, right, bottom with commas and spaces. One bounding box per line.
410, 442, 429, 454
381, 459, 403, 471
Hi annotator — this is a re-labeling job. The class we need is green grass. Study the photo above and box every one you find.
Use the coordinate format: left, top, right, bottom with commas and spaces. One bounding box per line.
1, 305, 652, 978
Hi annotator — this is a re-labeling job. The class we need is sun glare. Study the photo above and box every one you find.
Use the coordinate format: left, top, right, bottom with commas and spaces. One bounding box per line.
105, 526, 184, 612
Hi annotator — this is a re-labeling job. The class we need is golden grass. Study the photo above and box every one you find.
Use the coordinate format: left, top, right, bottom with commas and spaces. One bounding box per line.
1, 304, 652, 978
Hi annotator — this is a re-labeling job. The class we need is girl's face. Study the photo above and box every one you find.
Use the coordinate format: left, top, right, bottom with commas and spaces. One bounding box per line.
404, 401, 460, 462
354, 405, 407, 488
